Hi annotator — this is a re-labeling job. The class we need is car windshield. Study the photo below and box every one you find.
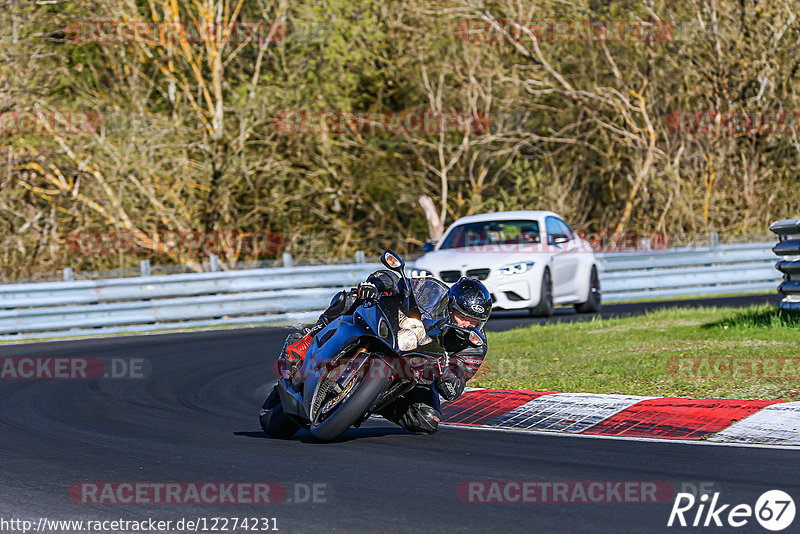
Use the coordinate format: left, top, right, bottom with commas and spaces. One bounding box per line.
439, 220, 541, 249
411, 277, 450, 322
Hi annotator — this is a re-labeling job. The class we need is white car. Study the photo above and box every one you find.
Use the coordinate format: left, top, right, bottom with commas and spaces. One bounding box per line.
411, 211, 600, 316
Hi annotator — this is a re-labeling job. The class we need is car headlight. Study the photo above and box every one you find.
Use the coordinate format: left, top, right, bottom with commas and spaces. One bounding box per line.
498, 261, 535, 277
410, 269, 433, 278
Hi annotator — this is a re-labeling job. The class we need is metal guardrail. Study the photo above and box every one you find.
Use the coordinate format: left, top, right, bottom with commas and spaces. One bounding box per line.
0, 264, 380, 340
597, 242, 780, 302
770, 219, 800, 312
0, 243, 781, 341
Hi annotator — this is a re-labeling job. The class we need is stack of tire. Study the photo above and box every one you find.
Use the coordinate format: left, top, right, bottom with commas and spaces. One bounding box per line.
771, 219, 800, 312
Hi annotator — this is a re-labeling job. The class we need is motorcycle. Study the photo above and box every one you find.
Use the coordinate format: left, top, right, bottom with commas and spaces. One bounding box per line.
259, 249, 487, 441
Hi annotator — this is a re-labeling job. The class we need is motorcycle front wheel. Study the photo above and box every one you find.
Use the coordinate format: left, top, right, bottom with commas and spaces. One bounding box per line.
309, 356, 392, 442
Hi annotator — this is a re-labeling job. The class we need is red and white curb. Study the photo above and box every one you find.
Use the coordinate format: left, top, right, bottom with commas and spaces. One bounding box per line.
440, 389, 798, 445
708, 402, 800, 444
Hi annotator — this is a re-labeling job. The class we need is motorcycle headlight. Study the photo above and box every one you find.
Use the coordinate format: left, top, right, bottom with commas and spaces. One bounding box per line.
498, 261, 535, 277
399, 315, 431, 346
410, 269, 433, 278
397, 329, 419, 351
400, 316, 424, 335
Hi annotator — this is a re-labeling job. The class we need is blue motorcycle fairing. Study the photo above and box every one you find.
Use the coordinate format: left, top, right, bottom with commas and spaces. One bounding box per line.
279, 301, 398, 424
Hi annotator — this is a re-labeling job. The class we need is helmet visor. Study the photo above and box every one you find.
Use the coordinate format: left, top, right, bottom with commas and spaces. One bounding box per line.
452, 310, 484, 330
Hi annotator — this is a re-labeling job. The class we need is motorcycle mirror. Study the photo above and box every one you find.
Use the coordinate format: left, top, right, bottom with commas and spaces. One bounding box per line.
381, 249, 420, 318
443, 324, 485, 346
381, 250, 405, 271
467, 327, 485, 347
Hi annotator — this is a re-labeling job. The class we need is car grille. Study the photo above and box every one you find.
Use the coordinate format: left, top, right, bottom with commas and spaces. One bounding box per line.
466, 268, 491, 280
440, 270, 461, 283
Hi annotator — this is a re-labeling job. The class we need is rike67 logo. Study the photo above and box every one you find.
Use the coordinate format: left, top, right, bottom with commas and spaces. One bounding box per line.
668, 490, 795, 531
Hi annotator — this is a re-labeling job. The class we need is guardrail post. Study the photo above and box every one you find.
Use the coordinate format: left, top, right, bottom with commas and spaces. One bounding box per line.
282, 252, 293, 268
140, 259, 151, 277
63, 267, 74, 281
209, 255, 221, 272
710, 232, 719, 249
355, 250, 365, 264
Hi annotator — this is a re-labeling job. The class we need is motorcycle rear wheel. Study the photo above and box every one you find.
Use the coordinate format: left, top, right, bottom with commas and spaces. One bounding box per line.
309, 356, 392, 442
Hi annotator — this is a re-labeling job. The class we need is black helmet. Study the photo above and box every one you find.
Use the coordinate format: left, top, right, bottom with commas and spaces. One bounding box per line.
448, 277, 492, 329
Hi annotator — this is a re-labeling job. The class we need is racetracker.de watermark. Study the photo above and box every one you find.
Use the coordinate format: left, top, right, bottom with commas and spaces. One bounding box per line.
667, 356, 800, 380
66, 231, 284, 257
69, 482, 328, 504
273, 110, 490, 135
577, 230, 669, 252
274, 355, 477, 382
1, 517, 279, 534
667, 111, 800, 135
456, 19, 674, 43
0, 110, 102, 135
457, 481, 674, 503
67, 20, 285, 45
0, 357, 150, 380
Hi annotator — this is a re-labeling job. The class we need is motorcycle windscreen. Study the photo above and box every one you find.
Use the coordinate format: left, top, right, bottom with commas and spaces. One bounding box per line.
411, 277, 450, 322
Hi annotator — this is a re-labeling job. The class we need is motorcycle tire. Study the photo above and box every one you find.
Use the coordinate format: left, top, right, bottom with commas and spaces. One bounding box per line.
309, 356, 392, 442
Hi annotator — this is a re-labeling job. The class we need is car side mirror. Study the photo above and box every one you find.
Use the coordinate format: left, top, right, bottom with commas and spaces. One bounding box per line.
553, 234, 570, 245
422, 241, 436, 252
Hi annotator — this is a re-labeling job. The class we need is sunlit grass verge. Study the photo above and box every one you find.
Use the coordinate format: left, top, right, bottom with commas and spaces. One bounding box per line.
476, 305, 800, 401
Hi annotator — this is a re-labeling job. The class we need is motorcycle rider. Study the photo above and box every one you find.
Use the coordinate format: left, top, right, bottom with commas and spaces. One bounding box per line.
277, 272, 492, 434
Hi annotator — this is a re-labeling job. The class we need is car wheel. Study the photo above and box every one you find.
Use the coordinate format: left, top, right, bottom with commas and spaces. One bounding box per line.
529, 268, 553, 317
574, 266, 601, 314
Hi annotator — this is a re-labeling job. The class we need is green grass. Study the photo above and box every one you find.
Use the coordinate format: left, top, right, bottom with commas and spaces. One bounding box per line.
476, 305, 800, 401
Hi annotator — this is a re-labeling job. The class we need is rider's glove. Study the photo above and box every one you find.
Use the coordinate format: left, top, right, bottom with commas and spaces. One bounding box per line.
357, 281, 379, 301
435, 366, 466, 401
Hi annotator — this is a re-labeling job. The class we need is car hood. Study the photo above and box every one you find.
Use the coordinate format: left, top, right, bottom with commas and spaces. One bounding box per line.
414, 247, 555, 271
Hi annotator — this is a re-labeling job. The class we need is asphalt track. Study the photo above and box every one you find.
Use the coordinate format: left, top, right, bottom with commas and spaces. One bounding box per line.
0, 293, 796, 534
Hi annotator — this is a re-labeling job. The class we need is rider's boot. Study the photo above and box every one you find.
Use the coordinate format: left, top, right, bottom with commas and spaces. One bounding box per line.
278, 322, 325, 379
379, 387, 441, 434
